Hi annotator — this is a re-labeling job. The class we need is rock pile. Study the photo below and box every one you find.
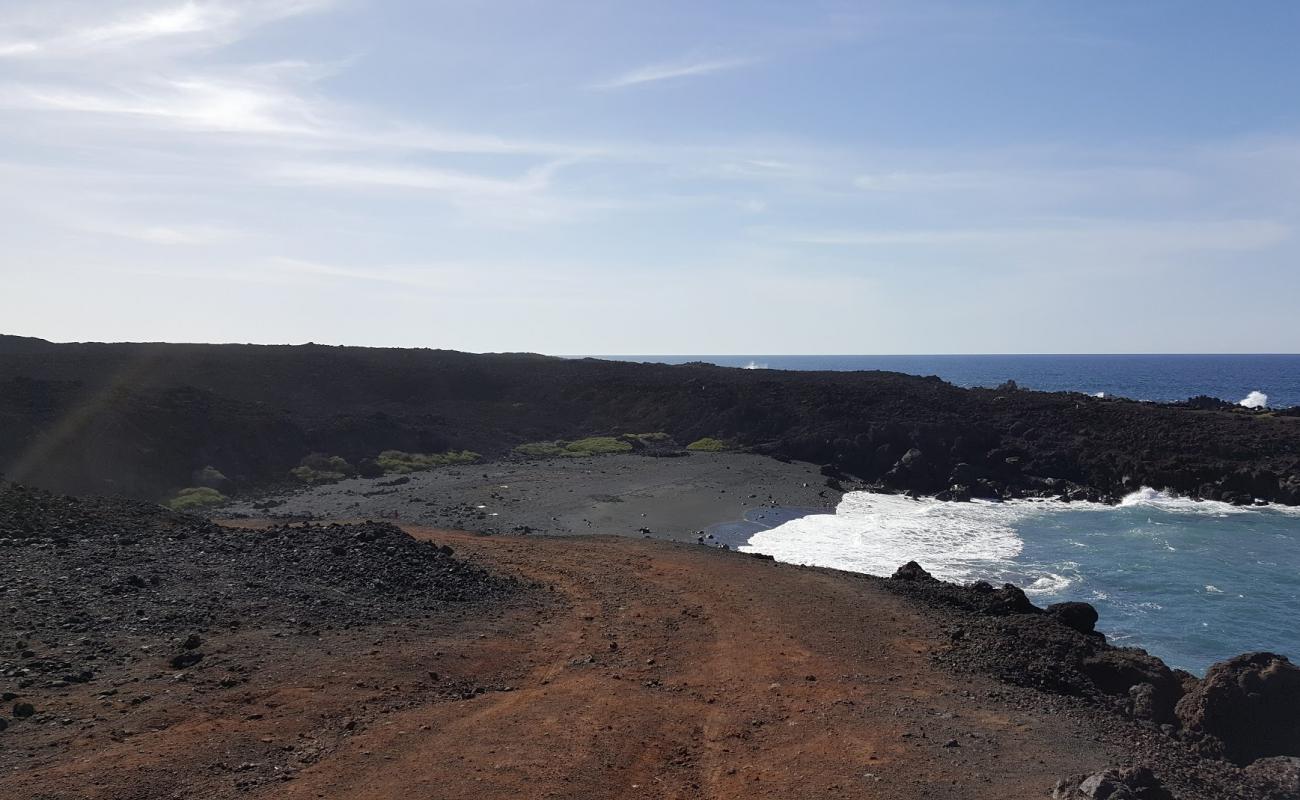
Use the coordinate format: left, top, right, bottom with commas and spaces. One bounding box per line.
0, 481, 516, 714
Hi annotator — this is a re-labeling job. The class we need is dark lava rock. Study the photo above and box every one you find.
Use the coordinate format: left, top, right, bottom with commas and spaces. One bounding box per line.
1083, 650, 1182, 725
13, 702, 35, 718
881, 567, 1187, 716
983, 583, 1036, 616
1051, 765, 1172, 799
170, 651, 204, 670
3, 338, 1300, 507
1048, 601, 1100, 634
0, 717, 7, 732
1243, 756, 1300, 798
1175, 652, 1300, 765
890, 561, 935, 581
0, 480, 518, 689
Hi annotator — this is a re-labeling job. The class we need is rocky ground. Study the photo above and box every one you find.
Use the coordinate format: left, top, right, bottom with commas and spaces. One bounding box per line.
219, 452, 840, 542
4, 481, 1299, 799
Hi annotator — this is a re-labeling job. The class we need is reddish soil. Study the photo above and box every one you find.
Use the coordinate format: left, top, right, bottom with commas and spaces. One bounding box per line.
7, 527, 1124, 799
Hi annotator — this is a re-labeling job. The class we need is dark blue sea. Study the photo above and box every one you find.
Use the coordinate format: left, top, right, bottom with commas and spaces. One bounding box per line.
599, 354, 1300, 674
606, 354, 1300, 409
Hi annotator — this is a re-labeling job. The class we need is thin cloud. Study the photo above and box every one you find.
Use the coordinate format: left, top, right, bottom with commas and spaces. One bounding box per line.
268, 159, 570, 195
594, 57, 754, 90
0, 0, 332, 60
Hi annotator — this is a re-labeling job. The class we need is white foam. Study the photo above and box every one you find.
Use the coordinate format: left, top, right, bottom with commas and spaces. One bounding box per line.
743, 360, 769, 370
740, 492, 1035, 583
1027, 573, 1074, 595
1239, 390, 1269, 409
740, 488, 1300, 589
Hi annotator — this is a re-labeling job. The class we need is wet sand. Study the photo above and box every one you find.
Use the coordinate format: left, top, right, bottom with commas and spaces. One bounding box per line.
220, 453, 841, 542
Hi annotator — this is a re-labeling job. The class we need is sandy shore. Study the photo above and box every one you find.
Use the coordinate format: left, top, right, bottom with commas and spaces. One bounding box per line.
220, 452, 841, 543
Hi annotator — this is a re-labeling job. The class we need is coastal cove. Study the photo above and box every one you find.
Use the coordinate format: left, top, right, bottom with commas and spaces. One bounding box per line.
739, 489, 1300, 675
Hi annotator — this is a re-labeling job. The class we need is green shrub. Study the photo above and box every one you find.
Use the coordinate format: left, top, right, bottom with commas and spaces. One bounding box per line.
515, 436, 635, 458
290, 453, 355, 484
375, 449, 480, 474
514, 441, 571, 458
686, 437, 729, 452
565, 436, 634, 455
166, 486, 227, 511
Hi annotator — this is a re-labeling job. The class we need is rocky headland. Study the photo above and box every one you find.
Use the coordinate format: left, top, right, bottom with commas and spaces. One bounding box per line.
3, 336, 1299, 507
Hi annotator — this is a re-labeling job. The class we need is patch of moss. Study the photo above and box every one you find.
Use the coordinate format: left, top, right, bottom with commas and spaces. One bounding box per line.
686, 437, 730, 452
565, 436, 634, 455
375, 449, 480, 474
166, 486, 227, 511
290, 454, 355, 484
514, 441, 571, 458
515, 436, 637, 458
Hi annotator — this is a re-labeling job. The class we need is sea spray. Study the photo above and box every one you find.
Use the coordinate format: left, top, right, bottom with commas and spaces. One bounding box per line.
1239, 390, 1269, 408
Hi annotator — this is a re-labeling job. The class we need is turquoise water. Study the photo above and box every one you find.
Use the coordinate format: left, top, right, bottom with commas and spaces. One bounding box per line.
741, 491, 1300, 674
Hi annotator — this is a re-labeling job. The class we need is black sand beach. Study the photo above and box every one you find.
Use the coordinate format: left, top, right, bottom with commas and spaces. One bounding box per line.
220, 452, 841, 542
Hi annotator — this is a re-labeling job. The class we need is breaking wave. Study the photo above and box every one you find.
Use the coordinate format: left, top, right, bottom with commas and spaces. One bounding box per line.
1239, 390, 1269, 408
739, 488, 1300, 673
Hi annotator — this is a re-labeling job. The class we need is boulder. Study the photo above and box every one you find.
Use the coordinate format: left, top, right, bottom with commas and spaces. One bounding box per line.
1082, 650, 1182, 725
1048, 601, 1100, 634
1175, 652, 1300, 765
1244, 756, 1300, 797
982, 583, 1037, 615
1051, 766, 1171, 799
949, 462, 980, 485
890, 561, 935, 581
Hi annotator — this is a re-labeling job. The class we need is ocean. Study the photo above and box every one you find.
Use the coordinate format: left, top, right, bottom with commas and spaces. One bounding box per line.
606, 354, 1300, 409
611, 354, 1300, 674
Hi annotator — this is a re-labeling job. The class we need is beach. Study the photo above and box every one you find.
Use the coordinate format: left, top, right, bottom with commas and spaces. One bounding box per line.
220, 452, 842, 543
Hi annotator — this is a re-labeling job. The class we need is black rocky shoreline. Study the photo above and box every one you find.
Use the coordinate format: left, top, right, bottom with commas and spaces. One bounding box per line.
878, 560, 1300, 799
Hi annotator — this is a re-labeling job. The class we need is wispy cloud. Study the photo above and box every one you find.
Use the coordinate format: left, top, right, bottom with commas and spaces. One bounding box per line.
594, 56, 754, 90
269, 159, 571, 195
0, 0, 332, 60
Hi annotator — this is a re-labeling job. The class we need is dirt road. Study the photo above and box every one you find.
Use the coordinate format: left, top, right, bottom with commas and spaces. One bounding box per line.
9, 528, 1120, 799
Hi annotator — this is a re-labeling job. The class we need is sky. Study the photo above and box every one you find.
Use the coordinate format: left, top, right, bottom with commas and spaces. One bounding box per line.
1, 1, 1299, 354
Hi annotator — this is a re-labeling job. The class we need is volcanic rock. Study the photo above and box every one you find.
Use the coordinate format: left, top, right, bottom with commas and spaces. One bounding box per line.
1051, 765, 1172, 799
1049, 601, 1100, 635
1175, 652, 1300, 765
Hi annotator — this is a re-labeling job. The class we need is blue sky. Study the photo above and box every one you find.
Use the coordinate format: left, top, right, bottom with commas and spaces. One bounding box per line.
2, 0, 1298, 353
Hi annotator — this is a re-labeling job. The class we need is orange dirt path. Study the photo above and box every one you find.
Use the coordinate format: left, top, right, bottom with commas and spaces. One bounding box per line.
9, 528, 1118, 799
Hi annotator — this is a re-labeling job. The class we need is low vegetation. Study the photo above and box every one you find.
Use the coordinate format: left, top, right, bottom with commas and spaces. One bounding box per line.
290, 454, 356, 484
686, 437, 730, 452
166, 486, 227, 511
515, 434, 645, 458
565, 436, 634, 455
514, 441, 571, 458
375, 449, 480, 474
